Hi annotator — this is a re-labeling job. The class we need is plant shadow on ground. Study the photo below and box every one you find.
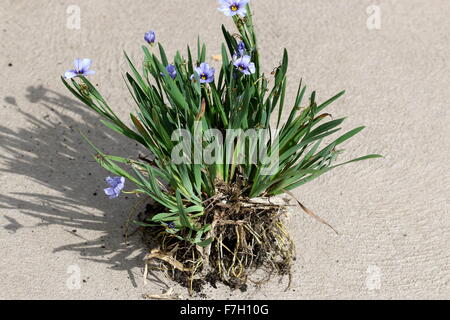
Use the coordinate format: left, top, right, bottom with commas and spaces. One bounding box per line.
0, 85, 169, 290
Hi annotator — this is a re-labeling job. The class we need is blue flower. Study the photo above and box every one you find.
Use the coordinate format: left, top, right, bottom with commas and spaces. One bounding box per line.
64, 59, 95, 79
191, 63, 215, 84
161, 64, 177, 79
103, 176, 125, 199
167, 222, 176, 229
233, 55, 255, 75
144, 30, 156, 45
218, 0, 249, 17
237, 41, 246, 56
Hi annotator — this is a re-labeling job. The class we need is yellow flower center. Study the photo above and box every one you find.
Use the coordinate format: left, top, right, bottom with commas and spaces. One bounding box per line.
201, 74, 207, 80
231, 5, 238, 11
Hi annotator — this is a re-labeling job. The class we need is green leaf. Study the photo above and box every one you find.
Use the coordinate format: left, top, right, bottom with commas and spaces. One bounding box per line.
175, 190, 192, 229
197, 237, 213, 247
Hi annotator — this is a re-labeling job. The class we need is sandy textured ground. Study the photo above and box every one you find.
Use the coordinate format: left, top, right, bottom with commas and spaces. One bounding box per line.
0, 0, 449, 299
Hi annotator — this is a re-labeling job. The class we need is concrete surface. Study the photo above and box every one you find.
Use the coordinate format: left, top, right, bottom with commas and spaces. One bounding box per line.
0, 0, 449, 299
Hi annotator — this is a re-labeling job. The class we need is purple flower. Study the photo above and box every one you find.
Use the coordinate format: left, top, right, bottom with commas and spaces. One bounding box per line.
162, 64, 177, 79
64, 59, 95, 79
218, 0, 248, 17
191, 63, 215, 84
167, 222, 175, 229
144, 30, 156, 45
237, 41, 246, 56
103, 176, 125, 199
233, 55, 255, 75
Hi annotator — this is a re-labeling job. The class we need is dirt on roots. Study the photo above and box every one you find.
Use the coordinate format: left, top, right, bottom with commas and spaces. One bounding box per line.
140, 184, 295, 295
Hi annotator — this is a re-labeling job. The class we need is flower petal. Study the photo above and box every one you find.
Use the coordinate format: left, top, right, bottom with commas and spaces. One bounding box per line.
248, 62, 256, 74
237, 7, 247, 16
83, 70, 95, 76
105, 176, 115, 186
117, 177, 125, 189
64, 70, 78, 79
219, 0, 233, 5
207, 67, 215, 77
194, 66, 203, 75
219, 7, 234, 16
73, 59, 83, 72
241, 55, 251, 64
104, 187, 116, 197
80, 59, 92, 72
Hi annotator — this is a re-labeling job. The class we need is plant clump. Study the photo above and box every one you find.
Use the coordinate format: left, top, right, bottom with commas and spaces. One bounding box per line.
62, 0, 380, 294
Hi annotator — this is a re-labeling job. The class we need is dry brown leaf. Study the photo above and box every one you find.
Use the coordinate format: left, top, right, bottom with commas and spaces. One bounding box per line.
143, 288, 183, 300
212, 54, 222, 61
145, 249, 192, 272
283, 190, 339, 234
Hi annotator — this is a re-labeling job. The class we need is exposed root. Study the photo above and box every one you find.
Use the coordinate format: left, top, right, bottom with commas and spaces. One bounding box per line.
141, 183, 295, 295
142, 288, 184, 300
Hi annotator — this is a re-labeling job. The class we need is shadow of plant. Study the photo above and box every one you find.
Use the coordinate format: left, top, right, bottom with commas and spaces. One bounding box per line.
0, 85, 155, 288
